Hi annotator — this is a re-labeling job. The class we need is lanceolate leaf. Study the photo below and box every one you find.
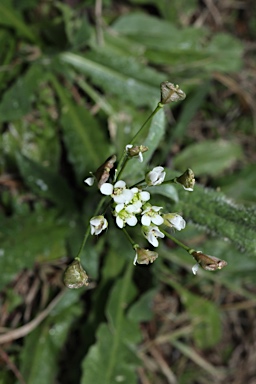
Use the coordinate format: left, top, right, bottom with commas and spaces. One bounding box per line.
50, 75, 109, 180
20, 291, 83, 384
0, 0, 38, 42
81, 264, 142, 384
17, 154, 75, 211
59, 50, 165, 107
0, 64, 45, 122
174, 185, 256, 256
0, 211, 70, 290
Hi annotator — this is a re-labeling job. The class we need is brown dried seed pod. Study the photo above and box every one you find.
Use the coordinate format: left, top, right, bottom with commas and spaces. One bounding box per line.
63, 259, 89, 289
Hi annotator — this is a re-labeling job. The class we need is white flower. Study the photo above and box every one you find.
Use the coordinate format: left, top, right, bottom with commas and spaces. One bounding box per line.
90, 215, 108, 235
142, 225, 165, 247
100, 180, 133, 204
131, 187, 150, 202
163, 213, 186, 231
114, 203, 138, 228
146, 166, 166, 186
129, 187, 150, 213
84, 176, 94, 186
141, 205, 164, 226
192, 263, 200, 275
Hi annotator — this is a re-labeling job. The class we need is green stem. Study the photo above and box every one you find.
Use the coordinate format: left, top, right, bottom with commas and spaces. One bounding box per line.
76, 196, 106, 260
115, 102, 164, 182
122, 228, 138, 249
161, 228, 194, 254
130, 102, 163, 145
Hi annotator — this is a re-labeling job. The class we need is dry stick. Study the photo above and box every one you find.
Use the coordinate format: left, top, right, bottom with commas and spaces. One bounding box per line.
0, 346, 26, 384
150, 346, 178, 384
0, 290, 65, 344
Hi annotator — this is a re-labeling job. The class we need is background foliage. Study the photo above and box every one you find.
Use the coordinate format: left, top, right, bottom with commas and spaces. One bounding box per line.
0, 0, 256, 383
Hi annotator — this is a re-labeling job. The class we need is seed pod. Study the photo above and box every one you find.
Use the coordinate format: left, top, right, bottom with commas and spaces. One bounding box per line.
63, 259, 89, 289
192, 251, 227, 271
160, 81, 186, 104
95, 155, 117, 188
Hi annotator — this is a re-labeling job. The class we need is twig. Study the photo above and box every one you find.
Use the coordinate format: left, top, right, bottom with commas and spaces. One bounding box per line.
0, 290, 65, 345
95, 0, 104, 46
0, 346, 26, 384
150, 345, 178, 384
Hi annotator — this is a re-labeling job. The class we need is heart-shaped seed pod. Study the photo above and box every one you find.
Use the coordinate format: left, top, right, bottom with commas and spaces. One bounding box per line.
63, 259, 89, 289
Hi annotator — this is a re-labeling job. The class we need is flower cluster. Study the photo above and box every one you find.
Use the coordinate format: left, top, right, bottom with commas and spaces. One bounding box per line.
63, 81, 227, 291
89, 166, 186, 254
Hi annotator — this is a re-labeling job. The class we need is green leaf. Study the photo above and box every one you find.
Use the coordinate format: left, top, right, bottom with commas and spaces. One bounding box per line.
215, 164, 256, 204
59, 50, 165, 107
0, 210, 70, 290
50, 75, 109, 180
0, 0, 38, 42
20, 291, 82, 384
81, 265, 142, 384
16, 154, 75, 211
0, 64, 45, 122
174, 185, 256, 257
128, 288, 157, 322
173, 139, 243, 176
113, 13, 243, 74
150, 184, 179, 203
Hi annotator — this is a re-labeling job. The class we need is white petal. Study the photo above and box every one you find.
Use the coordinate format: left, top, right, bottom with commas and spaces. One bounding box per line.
192, 263, 199, 275
153, 166, 164, 173
171, 215, 186, 230
115, 203, 124, 213
90, 224, 95, 235
140, 191, 150, 201
148, 234, 159, 247
113, 194, 128, 204
100, 183, 113, 195
155, 229, 165, 238
131, 187, 139, 193
126, 204, 137, 213
126, 216, 137, 226
152, 206, 163, 212
152, 215, 164, 225
90, 217, 101, 226
114, 180, 126, 188
126, 144, 133, 150
141, 215, 151, 226
116, 216, 124, 228
138, 152, 143, 162
84, 177, 94, 186
133, 253, 138, 266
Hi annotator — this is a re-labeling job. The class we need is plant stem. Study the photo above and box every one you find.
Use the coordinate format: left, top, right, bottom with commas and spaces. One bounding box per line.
115, 102, 163, 181
122, 228, 138, 249
130, 102, 163, 145
76, 196, 106, 260
161, 228, 194, 254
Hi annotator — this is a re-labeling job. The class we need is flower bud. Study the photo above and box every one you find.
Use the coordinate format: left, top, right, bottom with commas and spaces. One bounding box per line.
163, 213, 186, 231
126, 144, 148, 163
63, 259, 89, 289
176, 169, 195, 191
134, 247, 158, 265
90, 215, 108, 235
145, 166, 166, 186
160, 81, 186, 104
191, 251, 227, 273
